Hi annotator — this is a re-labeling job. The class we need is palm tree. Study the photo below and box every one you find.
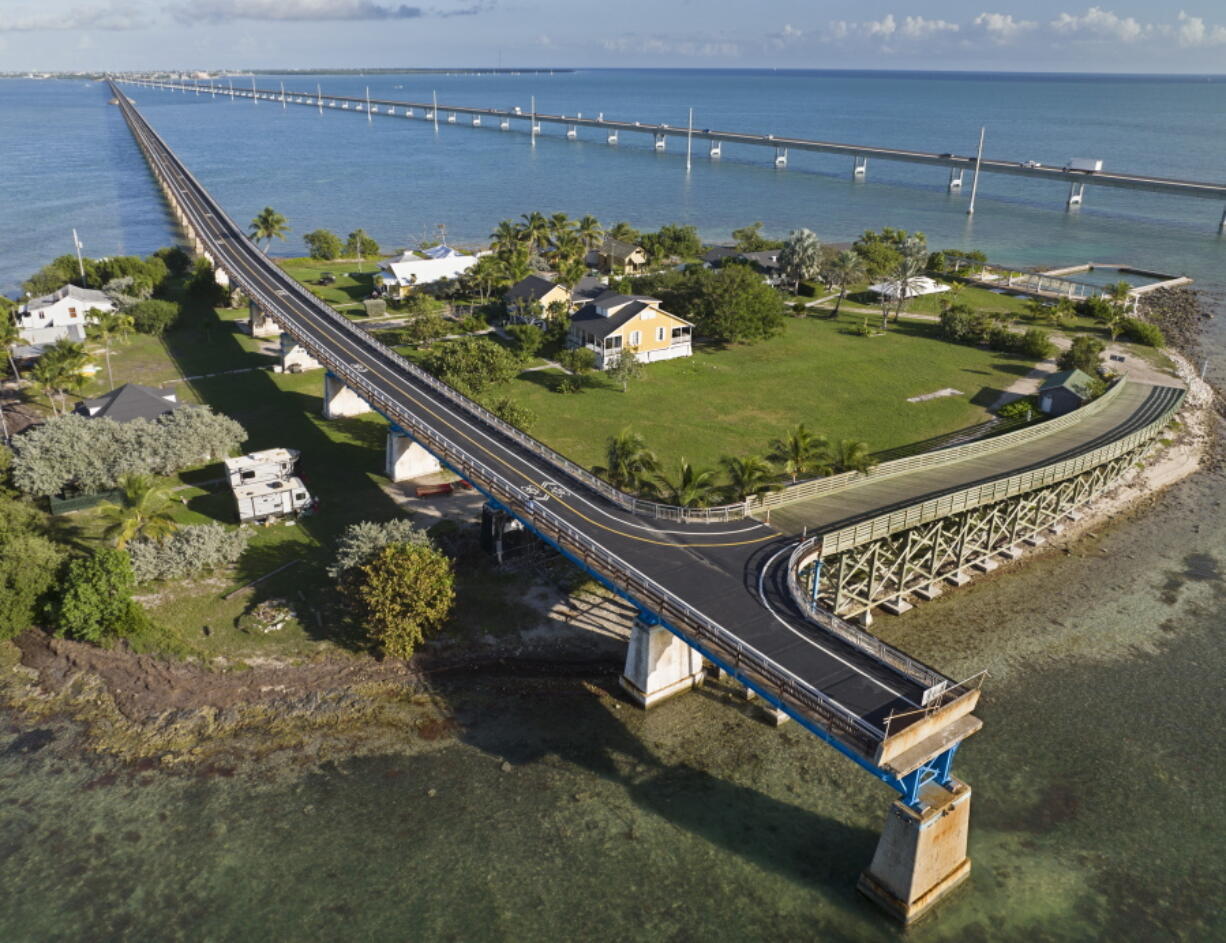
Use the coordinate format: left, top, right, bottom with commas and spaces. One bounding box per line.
99, 473, 178, 549
832, 439, 878, 474
594, 428, 658, 492
822, 250, 866, 317
1023, 297, 1050, 324
548, 212, 574, 241
249, 207, 289, 253
38, 339, 91, 413
519, 212, 550, 255
576, 215, 604, 251
86, 309, 129, 390
498, 247, 532, 286
1106, 280, 1132, 312
489, 219, 522, 258
778, 228, 822, 293
769, 423, 832, 483
652, 459, 717, 507
29, 358, 63, 414
0, 316, 22, 384
720, 454, 779, 503
890, 236, 929, 321
550, 230, 585, 270
1053, 297, 1077, 326
608, 221, 638, 243
556, 258, 587, 291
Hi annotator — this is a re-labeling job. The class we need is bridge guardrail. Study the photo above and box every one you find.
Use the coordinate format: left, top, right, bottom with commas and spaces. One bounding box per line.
112, 87, 889, 758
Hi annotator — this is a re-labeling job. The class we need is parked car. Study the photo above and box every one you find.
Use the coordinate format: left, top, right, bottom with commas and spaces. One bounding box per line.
1023, 160, 1042, 168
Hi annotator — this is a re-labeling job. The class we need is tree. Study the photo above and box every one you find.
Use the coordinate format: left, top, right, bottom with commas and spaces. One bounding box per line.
651, 459, 717, 507
731, 222, 772, 252
127, 523, 250, 583
0, 497, 64, 639
425, 337, 520, 396
607, 221, 640, 244
329, 518, 433, 580
770, 423, 831, 482
304, 229, 344, 261
249, 207, 289, 252
832, 439, 878, 474
556, 346, 597, 384
519, 212, 551, 254
889, 235, 929, 321
641, 224, 702, 263
1106, 280, 1132, 312
87, 309, 128, 390
821, 250, 866, 317
853, 227, 920, 279
349, 542, 455, 659
31, 339, 91, 413
720, 454, 778, 502
576, 215, 604, 250
699, 263, 786, 343
463, 254, 507, 303
777, 229, 822, 293
498, 246, 532, 286
153, 245, 193, 277
1019, 327, 1055, 360
548, 212, 574, 241
489, 219, 522, 257
594, 428, 658, 491
1058, 335, 1105, 374
54, 547, 144, 643
23, 255, 96, 297
0, 316, 23, 384
149, 407, 246, 472
99, 473, 178, 549
484, 395, 536, 432
345, 229, 380, 260
506, 323, 544, 360
125, 298, 178, 336
605, 346, 644, 393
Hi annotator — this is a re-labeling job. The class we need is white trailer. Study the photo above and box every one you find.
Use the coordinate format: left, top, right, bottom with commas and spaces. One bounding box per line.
1066, 158, 1103, 173
224, 448, 300, 490
233, 475, 312, 523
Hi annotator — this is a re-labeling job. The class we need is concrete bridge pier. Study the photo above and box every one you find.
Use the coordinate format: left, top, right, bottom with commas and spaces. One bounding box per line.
386, 427, 442, 482
322, 371, 373, 419
280, 334, 320, 373
1067, 182, 1086, 207
858, 776, 973, 924
607, 130, 618, 145
948, 169, 964, 190
248, 300, 279, 338
620, 613, 705, 708
1218, 205, 1226, 233
653, 132, 667, 151
709, 140, 721, 159
500, 117, 510, 130
567, 124, 577, 139
774, 146, 788, 167
447, 112, 457, 124
854, 155, 868, 179
471, 115, 481, 126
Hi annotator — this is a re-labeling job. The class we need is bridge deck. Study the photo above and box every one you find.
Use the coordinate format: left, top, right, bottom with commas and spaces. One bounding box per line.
108, 80, 1180, 773
768, 381, 1183, 537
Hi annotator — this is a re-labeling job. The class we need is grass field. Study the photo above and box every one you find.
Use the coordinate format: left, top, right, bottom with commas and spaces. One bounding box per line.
496, 310, 1039, 471
277, 256, 378, 307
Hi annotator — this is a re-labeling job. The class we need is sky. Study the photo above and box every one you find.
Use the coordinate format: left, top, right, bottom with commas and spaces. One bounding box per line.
2, 0, 1226, 73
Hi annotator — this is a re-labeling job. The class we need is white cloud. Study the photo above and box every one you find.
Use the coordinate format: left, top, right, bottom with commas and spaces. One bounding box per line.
0, 2, 149, 32
970, 12, 1036, 44
1049, 6, 1147, 42
1176, 10, 1226, 46
901, 16, 959, 39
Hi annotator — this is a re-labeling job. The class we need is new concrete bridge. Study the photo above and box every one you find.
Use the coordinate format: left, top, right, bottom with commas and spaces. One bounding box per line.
107, 79, 1185, 922
118, 75, 1226, 231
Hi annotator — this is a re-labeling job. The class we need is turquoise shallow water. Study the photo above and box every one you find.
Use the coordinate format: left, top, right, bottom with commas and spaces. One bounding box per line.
1, 69, 1225, 940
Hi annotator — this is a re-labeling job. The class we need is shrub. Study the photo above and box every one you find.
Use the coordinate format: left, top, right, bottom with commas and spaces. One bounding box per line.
485, 396, 536, 432
126, 299, 180, 336
153, 245, 193, 277
797, 281, 818, 298
1122, 317, 1164, 347
506, 324, 544, 360
53, 547, 144, 643
1058, 335, 1106, 374
997, 397, 1038, 421
0, 496, 64, 639
425, 337, 521, 396
329, 519, 433, 580
127, 524, 250, 583
348, 543, 455, 659
1019, 327, 1055, 360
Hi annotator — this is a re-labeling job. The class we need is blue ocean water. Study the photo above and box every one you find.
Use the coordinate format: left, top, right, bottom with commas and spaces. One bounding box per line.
2, 69, 1225, 300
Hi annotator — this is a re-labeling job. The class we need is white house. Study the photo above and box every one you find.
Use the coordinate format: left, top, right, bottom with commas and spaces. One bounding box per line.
378, 246, 480, 299
16, 284, 115, 346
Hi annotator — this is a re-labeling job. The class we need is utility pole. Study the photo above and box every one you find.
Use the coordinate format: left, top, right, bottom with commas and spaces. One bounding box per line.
531, 95, 537, 146
72, 229, 86, 282
433, 89, 439, 131
281, 81, 286, 109
686, 107, 693, 173
251, 75, 257, 105
967, 126, 985, 216
317, 82, 323, 116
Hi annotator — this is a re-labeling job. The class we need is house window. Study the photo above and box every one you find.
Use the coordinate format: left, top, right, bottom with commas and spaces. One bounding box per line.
241, 470, 256, 481
671, 326, 691, 339
629, 330, 641, 347
68, 308, 77, 317
604, 335, 622, 350
656, 327, 665, 342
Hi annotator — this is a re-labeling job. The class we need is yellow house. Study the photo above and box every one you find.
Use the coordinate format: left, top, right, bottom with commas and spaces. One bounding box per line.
588, 236, 649, 275
567, 291, 693, 369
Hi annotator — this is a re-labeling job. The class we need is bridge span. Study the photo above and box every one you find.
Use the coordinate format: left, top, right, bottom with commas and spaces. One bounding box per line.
106, 79, 1184, 923
117, 75, 1226, 231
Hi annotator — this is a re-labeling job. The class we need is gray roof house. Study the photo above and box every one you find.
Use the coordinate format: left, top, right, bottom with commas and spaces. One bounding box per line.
16, 284, 115, 347
75, 383, 180, 423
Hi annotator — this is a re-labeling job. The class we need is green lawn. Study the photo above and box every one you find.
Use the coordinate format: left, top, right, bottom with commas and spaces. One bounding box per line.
277, 256, 379, 307
497, 311, 1039, 470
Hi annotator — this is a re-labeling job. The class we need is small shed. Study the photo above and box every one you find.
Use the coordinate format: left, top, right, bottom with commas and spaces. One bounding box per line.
1038, 369, 1097, 417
